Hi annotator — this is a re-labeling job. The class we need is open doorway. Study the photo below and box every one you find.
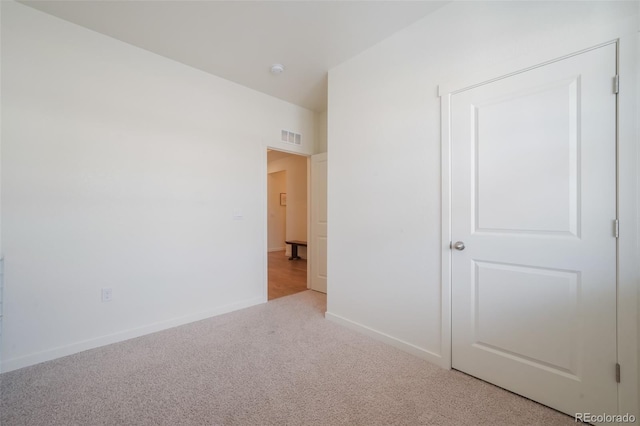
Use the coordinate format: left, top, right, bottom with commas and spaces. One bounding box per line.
267, 149, 308, 300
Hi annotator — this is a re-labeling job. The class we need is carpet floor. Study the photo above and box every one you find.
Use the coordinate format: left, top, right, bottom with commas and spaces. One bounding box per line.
1, 291, 574, 425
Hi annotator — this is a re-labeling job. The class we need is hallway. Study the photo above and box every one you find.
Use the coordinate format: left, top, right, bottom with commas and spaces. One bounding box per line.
268, 250, 307, 300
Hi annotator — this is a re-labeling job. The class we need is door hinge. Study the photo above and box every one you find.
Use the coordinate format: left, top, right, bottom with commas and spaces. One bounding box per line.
616, 363, 621, 383
614, 219, 619, 238
614, 75, 619, 94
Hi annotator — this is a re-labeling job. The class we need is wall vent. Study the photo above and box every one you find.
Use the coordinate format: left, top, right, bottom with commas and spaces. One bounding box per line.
281, 129, 302, 145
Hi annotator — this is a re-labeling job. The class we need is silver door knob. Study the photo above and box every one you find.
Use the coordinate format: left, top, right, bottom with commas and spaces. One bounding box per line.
453, 241, 465, 251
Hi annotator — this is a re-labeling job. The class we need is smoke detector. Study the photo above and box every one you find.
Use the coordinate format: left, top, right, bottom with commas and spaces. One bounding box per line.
270, 64, 285, 75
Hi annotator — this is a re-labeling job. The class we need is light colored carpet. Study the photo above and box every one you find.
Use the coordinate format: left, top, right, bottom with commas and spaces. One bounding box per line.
1, 290, 574, 425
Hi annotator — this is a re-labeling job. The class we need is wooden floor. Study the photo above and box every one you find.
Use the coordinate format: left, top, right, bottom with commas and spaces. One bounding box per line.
268, 250, 307, 300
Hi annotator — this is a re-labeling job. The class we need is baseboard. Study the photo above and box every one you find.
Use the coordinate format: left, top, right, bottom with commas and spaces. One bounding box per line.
1, 296, 265, 373
325, 312, 445, 368
268, 247, 285, 252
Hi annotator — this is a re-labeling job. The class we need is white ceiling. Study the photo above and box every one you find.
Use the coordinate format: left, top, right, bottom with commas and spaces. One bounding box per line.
20, 1, 447, 112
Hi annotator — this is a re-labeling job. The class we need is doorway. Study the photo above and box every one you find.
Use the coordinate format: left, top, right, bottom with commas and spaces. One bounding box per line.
446, 43, 618, 416
266, 149, 309, 300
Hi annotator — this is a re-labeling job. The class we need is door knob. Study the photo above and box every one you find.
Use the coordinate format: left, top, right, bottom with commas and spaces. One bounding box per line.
453, 241, 465, 251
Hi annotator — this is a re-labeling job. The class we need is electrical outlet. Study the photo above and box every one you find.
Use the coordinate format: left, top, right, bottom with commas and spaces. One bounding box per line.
101, 287, 112, 302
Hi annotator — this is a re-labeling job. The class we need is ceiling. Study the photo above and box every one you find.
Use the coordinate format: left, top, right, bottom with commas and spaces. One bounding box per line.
20, 1, 447, 112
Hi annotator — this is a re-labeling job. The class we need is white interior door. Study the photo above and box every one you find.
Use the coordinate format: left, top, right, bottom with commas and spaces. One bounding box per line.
310, 153, 327, 293
451, 44, 617, 416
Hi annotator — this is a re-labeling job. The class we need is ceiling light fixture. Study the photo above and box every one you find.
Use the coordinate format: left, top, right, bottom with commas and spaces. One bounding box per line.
270, 64, 285, 75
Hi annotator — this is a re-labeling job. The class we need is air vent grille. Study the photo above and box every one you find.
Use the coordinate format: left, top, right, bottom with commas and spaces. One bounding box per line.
281, 129, 302, 145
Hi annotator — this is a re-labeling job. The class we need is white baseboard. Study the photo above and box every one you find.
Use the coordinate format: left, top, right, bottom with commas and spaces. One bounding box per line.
325, 312, 445, 368
1, 296, 265, 373
268, 247, 286, 252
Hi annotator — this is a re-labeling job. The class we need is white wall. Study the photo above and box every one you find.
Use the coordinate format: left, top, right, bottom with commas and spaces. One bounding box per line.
327, 0, 638, 414
267, 153, 308, 258
267, 171, 287, 251
315, 110, 328, 154
1, 1, 315, 372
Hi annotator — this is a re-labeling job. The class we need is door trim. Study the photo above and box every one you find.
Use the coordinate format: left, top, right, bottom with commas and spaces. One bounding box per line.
261, 145, 312, 303
439, 39, 639, 418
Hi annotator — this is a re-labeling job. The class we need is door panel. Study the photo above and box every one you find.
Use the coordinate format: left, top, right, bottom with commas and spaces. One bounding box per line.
311, 153, 327, 293
451, 44, 617, 416
474, 78, 579, 235
473, 261, 580, 376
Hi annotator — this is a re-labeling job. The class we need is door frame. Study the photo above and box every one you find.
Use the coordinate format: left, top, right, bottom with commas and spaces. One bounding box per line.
261, 146, 313, 302
439, 38, 638, 418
